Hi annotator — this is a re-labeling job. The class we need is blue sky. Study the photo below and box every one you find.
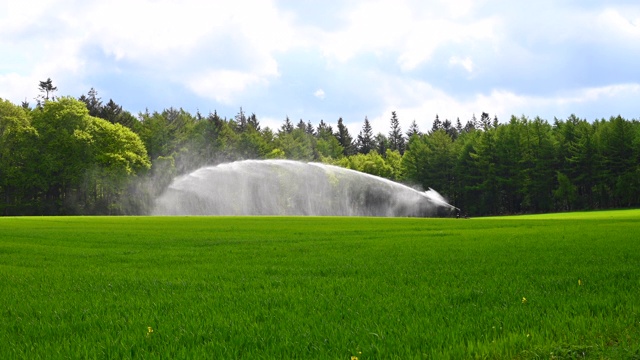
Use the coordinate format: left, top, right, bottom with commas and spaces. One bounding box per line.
1, 0, 640, 135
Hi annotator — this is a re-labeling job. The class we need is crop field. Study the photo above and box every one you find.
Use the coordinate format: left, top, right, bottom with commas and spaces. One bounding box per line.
1, 210, 639, 359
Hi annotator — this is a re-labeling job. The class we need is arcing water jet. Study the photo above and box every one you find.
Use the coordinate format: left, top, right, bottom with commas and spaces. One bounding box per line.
152, 160, 458, 217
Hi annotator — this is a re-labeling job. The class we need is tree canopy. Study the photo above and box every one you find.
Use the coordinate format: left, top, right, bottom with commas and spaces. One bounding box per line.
1, 96, 149, 215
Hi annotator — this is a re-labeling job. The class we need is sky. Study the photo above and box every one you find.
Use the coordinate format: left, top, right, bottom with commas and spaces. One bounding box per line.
2, 0, 640, 135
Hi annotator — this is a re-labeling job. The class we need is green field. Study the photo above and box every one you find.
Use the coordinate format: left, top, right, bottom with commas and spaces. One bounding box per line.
1, 211, 639, 359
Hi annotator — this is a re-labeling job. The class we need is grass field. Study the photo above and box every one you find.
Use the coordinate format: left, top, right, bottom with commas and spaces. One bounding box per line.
1, 210, 639, 359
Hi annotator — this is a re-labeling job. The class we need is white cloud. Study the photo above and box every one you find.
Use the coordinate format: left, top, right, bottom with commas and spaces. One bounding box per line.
0, 0, 298, 104
555, 83, 640, 106
187, 70, 270, 105
448, 56, 475, 73
316, 0, 500, 72
440, 0, 477, 19
82, 0, 293, 61
313, 89, 326, 100
0, 73, 36, 103
398, 16, 499, 72
597, 8, 640, 40
257, 115, 284, 133
319, 0, 412, 63
0, 0, 56, 36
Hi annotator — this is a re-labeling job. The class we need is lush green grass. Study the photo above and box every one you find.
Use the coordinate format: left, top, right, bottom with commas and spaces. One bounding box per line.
1, 210, 639, 359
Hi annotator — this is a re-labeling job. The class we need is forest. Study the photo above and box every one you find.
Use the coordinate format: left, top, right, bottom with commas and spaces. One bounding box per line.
1, 81, 639, 216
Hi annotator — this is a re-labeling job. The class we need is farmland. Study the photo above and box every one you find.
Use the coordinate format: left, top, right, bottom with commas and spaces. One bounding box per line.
1, 211, 639, 358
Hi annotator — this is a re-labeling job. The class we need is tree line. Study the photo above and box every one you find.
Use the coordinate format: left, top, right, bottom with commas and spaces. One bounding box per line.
1, 81, 639, 216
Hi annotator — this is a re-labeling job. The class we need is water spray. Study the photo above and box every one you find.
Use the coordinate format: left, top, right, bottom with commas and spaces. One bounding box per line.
153, 160, 458, 217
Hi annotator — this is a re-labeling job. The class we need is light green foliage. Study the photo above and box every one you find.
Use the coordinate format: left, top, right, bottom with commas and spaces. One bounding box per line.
383, 149, 404, 181
0, 100, 38, 174
30, 97, 96, 210
89, 119, 150, 176
265, 148, 286, 159
82, 118, 151, 214
0, 99, 39, 214
338, 150, 393, 179
28, 97, 150, 214
1, 211, 639, 358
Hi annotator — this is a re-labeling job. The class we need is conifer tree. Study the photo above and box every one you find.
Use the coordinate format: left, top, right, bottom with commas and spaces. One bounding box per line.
36, 78, 58, 106
455, 117, 463, 134
316, 119, 333, 135
388, 111, 405, 154
406, 120, 421, 139
280, 116, 293, 134
374, 133, 389, 155
79, 88, 102, 117
431, 114, 442, 133
296, 119, 306, 132
234, 107, 247, 133
335, 117, 354, 156
356, 116, 374, 154
305, 120, 315, 136
248, 113, 260, 131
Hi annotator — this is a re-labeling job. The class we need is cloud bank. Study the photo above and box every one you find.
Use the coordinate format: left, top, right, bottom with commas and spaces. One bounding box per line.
1, 0, 639, 134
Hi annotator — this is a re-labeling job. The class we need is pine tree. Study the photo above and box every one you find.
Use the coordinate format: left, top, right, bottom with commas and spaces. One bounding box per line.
431, 114, 442, 133
406, 120, 421, 139
79, 88, 102, 117
356, 117, 374, 154
480, 112, 492, 130
280, 116, 293, 134
442, 118, 457, 139
36, 78, 58, 106
374, 133, 389, 155
316, 119, 333, 135
101, 99, 123, 123
305, 120, 315, 136
455, 117, 463, 134
296, 119, 306, 132
248, 113, 260, 131
464, 115, 477, 133
388, 111, 405, 154
234, 107, 247, 133
335, 117, 354, 156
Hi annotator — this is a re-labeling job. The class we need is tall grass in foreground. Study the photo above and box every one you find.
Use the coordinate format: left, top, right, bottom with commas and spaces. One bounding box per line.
1, 210, 639, 359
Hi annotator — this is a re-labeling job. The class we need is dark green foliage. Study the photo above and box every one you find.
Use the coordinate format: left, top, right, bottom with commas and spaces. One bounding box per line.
36, 78, 57, 106
279, 116, 293, 134
374, 132, 389, 155
79, 89, 142, 132
406, 119, 421, 139
335, 117, 355, 156
402, 114, 640, 216
356, 116, 374, 154
388, 111, 405, 154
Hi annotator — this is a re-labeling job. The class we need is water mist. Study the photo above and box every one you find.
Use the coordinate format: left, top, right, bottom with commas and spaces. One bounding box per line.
152, 160, 457, 217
